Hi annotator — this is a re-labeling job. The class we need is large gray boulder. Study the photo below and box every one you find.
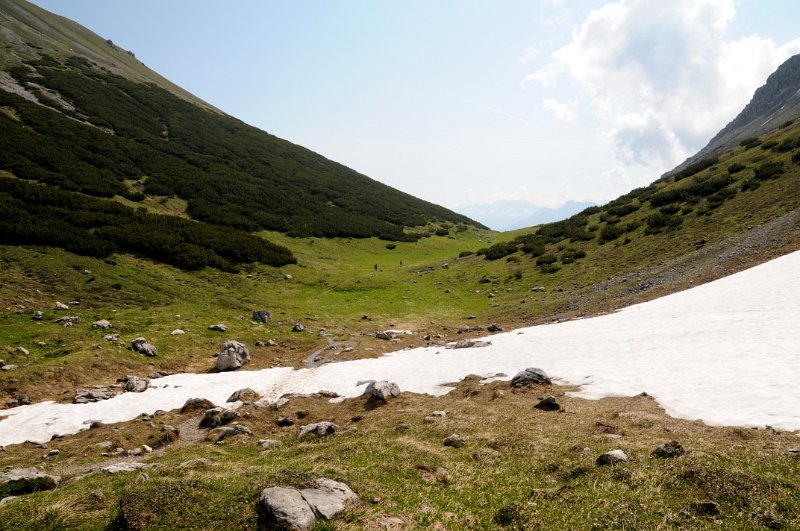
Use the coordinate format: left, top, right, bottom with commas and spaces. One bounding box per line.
200, 407, 239, 429
363, 381, 400, 401
226, 388, 260, 403
131, 337, 157, 357
208, 323, 228, 332
91, 319, 113, 329
258, 487, 316, 530
511, 367, 551, 387
0, 468, 60, 496
216, 340, 250, 371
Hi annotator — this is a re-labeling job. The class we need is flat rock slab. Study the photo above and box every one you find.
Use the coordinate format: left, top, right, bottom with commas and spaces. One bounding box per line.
300, 478, 359, 519
0, 468, 60, 496
101, 462, 149, 474
258, 486, 316, 530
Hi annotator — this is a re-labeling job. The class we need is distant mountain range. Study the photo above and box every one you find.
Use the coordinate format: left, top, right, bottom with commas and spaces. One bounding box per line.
455, 200, 595, 231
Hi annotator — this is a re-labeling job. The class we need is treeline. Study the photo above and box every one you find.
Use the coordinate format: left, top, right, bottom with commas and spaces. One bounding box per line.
0, 177, 295, 271
0, 56, 481, 239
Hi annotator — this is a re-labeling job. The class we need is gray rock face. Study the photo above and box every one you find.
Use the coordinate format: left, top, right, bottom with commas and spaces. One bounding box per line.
298, 422, 338, 439
124, 375, 150, 393
534, 395, 560, 411
596, 449, 628, 466
363, 381, 400, 401
0, 468, 60, 496
91, 319, 113, 329
258, 487, 317, 530
252, 310, 271, 323
300, 478, 359, 519
443, 434, 466, 448
208, 323, 228, 332
511, 367, 551, 387
216, 340, 250, 371
652, 440, 685, 458
226, 387, 260, 403
200, 407, 239, 429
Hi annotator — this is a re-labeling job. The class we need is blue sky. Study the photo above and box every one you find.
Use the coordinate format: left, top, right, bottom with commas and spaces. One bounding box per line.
31, 0, 800, 218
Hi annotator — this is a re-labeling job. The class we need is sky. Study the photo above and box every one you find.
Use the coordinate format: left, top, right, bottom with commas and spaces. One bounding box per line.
30, 0, 800, 216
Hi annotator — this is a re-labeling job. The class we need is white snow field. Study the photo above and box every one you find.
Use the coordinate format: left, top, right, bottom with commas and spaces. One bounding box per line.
1, 250, 799, 446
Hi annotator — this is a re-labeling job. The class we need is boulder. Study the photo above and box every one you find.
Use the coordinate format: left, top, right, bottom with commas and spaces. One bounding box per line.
91, 319, 112, 329
534, 396, 560, 411
216, 340, 250, 371
5, 393, 30, 407
276, 416, 295, 427
200, 407, 239, 429
511, 367, 551, 387
124, 375, 150, 393
131, 337, 147, 351
252, 310, 271, 323
101, 463, 148, 474
54, 316, 80, 326
292, 323, 306, 332
102, 334, 120, 341
216, 424, 253, 442
443, 434, 466, 448
54, 301, 69, 310
74, 388, 116, 403
138, 342, 157, 357
170, 329, 185, 335
0, 468, 60, 496
258, 439, 280, 450
14, 346, 29, 356
375, 329, 412, 340
452, 339, 491, 349
31, 310, 43, 321
226, 388, 260, 403
363, 381, 400, 401
180, 398, 214, 414
298, 422, 338, 439
300, 478, 359, 519
596, 449, 628, 466
208, 323, 228, 332
258, 487, 316, 530
652, 440, 685, 459
488, 323, 503, 332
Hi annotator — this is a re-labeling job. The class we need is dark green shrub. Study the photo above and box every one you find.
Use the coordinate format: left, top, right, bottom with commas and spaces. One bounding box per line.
599, 224, 624, 241
686, 174, 733, 197
773, 137, 799, 152
659, 205, 680, 215
606, 202, 640, 217
540, 263, 561, 274
741, 179, 761, 192
673, 157, 718, 181
754, 161, 785, 180
458, 250, 474, 258
727, 163, 746, 174
650, 188, 687, 207
761, 140, 779, 150
793, 151, 800, 164
646, 212, 682, 233
624, 221, 641, 232
739, 137, 761, 148
435, 228, 449, 236
478, 241, 518, 260
385, 243, 396, 250
780, 120, 794, 128
536, 254, 558, 265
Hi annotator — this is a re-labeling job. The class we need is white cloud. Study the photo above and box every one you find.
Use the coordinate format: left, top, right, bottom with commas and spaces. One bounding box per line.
542, 98, 579, 122
530, 0, 800, 170
519, 45, 540, 64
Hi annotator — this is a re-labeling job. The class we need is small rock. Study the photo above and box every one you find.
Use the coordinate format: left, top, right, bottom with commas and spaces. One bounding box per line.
180, 398, 214, 413
55, 302, 69, 310
434, 467, 451, 483
298, 421, 338, 438
102, 334, 120, 341
531, 286, 546, 292
74, 388, 115, 403
534, 396, 560, 411
258, 439, 280, 450
170, 329, 185, 335
511, 367, 551, 387
452, 339, 491, 349
363, 381, 400, 401
227, 388, 260, 402
199, 407, 238, 429
457, 326, 470, 334
443, 434, 466, 448
216, 424, 253, 442
54, 316, 80, 326
131, 338, 157, 357
252, 310, 271, 323
124, 375, 149, 393
91, 319, 113, 329
284, 274, 293, 280
693, 500, 720, 516
596, 449, 628, 466
276, 416, 295, 427
32, 311, 43, 321
292, 323, 306, 332
208, 324, 228, 332
478, 276, 491, 284
652, 440, 685, 458
1, 365, 18, 371
14, 346, 29, 356
487, 323, 503, 332
101, 463, 148, 474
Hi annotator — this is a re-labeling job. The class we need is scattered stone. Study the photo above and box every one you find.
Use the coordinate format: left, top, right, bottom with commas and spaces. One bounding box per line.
652, 440, 685, 458
102, 334, 119, 341
216, 340, 251, 371
124, 375, 149, 393
180, 398, 214, 413
208, 323, 228, 332
479, 276, 491, 284
292, 323, 306, 332
5, 393, 30, 408
54, 315, 80, 326
276, 416, 295, 427
216, 424, 253, 442
511, 367, 551, 387
434, 467, 452, 483
487, 292, 495, 298
451, 339, 491, 349
74, 388, 116, 403
375, 329, 412, 340
82, 269, 92, 275
178, 458, 212, 470
200, 407, 239, 428
457, 326, 471, 334
128, 447, 143, 457
101, 463, 148, 474
32, 311, 43, 321
55, 302, 69, 310
363, 381, 400, 401
443, 434, 466, 448
284, 274, 293, 280
299, 478, 359, 519
1, 365, 18, 372
91, 319, 112, 329
170, 329, 185, 335
603, 434, 623, 440
0, 468, 60, 495
298, 422, 339, 438
252, 310, 272, 323
487, 323, 503, 332
258, 439, 280, 450
227, 388, 260, 403
36, 341, 47, 347
257, 487, 316, 530
531, 286, 546, 292
596, 449, 628, 466
534, 396, 560, 411
14, 346, 29, 356
492, 389, 506, 400
131, 338, 157, 357
351, 415, 364, 422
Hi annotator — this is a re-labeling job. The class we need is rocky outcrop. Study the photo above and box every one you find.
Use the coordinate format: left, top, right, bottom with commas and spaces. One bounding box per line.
131, 337, 157, 357
216, 340, 250, 371
511, 367, 551, 387
257, 478, 358, 530
363, 381, 400, 401
252, 310, 271, 323
298, 422, 338, 439
0, 468, 60, 496
124, 375, 149, 393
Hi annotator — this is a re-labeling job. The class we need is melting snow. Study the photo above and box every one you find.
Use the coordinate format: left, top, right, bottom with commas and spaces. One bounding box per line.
1, 251, 799, 445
